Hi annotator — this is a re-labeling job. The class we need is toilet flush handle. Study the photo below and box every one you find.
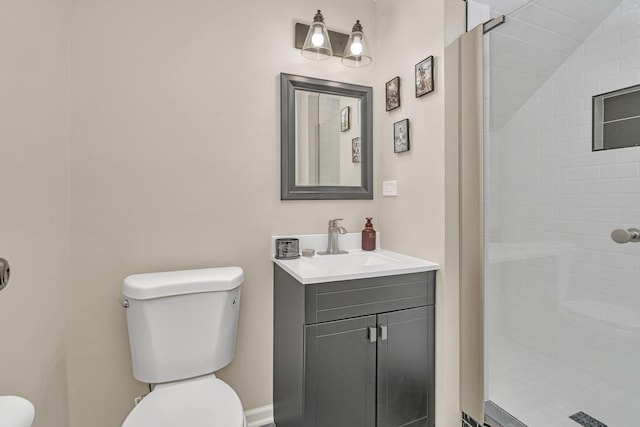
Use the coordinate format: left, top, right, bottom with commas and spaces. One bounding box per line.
119, 298, 129, 308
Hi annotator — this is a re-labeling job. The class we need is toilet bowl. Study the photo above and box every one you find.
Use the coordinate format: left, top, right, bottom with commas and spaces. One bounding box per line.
122, 375, 245, 427
120, 267, 245, 427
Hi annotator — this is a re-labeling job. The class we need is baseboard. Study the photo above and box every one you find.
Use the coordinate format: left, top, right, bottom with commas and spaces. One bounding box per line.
244, 404, 274, 427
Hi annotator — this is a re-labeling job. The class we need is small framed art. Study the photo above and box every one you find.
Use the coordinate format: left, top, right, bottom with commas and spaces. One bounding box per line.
340, 106, 351, 132
415, 56, 434, 97
352, 137, 361, 163
394, 119, 409, 153
385, 76, 400, 111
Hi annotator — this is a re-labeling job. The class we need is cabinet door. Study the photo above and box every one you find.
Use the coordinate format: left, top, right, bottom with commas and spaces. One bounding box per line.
377, 306, 435, 427
304, 315, 377, 427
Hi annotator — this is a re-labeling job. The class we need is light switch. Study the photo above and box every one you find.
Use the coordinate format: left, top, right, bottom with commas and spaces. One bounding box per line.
382, 180, 398, 197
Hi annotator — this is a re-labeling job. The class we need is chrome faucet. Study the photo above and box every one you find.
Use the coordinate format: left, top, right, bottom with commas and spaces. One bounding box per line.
320, 218, 348, 255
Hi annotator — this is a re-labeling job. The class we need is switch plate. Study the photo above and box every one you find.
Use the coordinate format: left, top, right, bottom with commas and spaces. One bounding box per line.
382, 180, 398, 196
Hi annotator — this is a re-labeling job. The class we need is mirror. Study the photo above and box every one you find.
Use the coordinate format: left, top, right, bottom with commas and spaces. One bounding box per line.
281, 73, 373, 200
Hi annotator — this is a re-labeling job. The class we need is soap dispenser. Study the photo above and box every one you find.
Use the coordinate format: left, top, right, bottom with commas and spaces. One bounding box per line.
362, 217, 376, 251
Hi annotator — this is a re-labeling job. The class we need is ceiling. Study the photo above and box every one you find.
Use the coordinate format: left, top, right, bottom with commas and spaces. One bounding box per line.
477, 0, 623, 130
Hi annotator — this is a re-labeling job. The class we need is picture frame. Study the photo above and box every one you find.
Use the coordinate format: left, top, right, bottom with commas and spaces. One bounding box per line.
340, 106, 351, 132
385, 76, 400, 112
415, 56, 434, 98
393, 119, 410, 153
352, 137, 361, 163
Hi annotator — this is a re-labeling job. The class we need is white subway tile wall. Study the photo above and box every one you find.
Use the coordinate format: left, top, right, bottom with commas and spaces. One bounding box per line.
485, 0, 640, 425
486, 0, 621, 129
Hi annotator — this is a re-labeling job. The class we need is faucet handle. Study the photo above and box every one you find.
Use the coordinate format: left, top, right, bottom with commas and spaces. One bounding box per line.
329, 218, 344, 226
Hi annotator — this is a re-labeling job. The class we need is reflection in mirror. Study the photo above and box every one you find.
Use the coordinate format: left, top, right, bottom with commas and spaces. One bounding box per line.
281, 73, 372, 200
295, 90, 361, 187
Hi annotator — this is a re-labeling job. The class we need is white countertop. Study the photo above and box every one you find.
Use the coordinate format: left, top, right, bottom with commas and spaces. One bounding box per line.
271, 233, 439, 284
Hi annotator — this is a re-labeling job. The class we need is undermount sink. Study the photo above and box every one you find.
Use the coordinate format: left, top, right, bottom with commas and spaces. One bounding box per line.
301, 251, 399, 269
0, 396, 35, 427
272, 233, 439, 284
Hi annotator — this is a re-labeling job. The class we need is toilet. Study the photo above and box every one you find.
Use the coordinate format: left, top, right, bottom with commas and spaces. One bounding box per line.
120, 267, 246, 427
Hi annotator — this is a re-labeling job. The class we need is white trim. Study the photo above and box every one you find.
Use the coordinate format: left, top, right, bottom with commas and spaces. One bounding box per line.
244, 404, 274, 427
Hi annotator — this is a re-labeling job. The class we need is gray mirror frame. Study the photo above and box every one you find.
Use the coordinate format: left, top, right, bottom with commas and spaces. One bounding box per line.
281, 73, 373, 200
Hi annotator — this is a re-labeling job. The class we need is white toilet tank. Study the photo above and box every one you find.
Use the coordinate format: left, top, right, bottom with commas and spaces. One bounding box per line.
122, 267, 243, 384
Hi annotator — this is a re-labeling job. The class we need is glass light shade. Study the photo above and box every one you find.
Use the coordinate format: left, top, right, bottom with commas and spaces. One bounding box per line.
342, 21, 372, 68
301, 10, 333, 60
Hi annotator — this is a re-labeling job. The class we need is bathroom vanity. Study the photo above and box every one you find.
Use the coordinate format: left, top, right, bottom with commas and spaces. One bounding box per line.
272, 235, 438, 427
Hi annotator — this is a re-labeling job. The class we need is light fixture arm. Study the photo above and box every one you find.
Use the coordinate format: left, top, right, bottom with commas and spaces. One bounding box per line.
312, 10, 324, 23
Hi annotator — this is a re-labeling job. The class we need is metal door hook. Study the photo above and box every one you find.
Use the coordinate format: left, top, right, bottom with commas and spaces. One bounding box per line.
0, 258, 10, 291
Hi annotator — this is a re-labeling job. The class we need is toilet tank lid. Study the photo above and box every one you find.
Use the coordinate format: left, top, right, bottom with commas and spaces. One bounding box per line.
123, 267, 243, 300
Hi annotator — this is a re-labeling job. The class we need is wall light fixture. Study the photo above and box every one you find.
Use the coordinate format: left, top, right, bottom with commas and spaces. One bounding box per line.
341, 20, 372, 68
295, 11, 372, 67
300, 10, 333, 60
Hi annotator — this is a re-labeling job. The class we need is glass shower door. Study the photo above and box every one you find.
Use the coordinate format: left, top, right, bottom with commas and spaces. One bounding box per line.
483, 0, 640, 426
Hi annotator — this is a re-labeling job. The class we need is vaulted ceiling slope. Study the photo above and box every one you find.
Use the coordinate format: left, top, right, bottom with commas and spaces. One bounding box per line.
476, 0, 623, 130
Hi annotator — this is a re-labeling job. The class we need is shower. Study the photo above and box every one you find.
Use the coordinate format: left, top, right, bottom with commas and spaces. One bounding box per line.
478, 0, 640, 425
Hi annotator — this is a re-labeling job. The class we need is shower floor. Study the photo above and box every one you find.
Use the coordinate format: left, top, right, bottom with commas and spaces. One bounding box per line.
487, 337, 640, 427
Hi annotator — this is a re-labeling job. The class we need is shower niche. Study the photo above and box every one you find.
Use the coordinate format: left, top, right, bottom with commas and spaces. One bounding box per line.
593, 84, 640, 151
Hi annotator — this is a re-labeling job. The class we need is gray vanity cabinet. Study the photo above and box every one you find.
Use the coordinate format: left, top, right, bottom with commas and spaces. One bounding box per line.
304, 315, 377, 427
273, 264, 436, 427
376, 306, 434, 427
